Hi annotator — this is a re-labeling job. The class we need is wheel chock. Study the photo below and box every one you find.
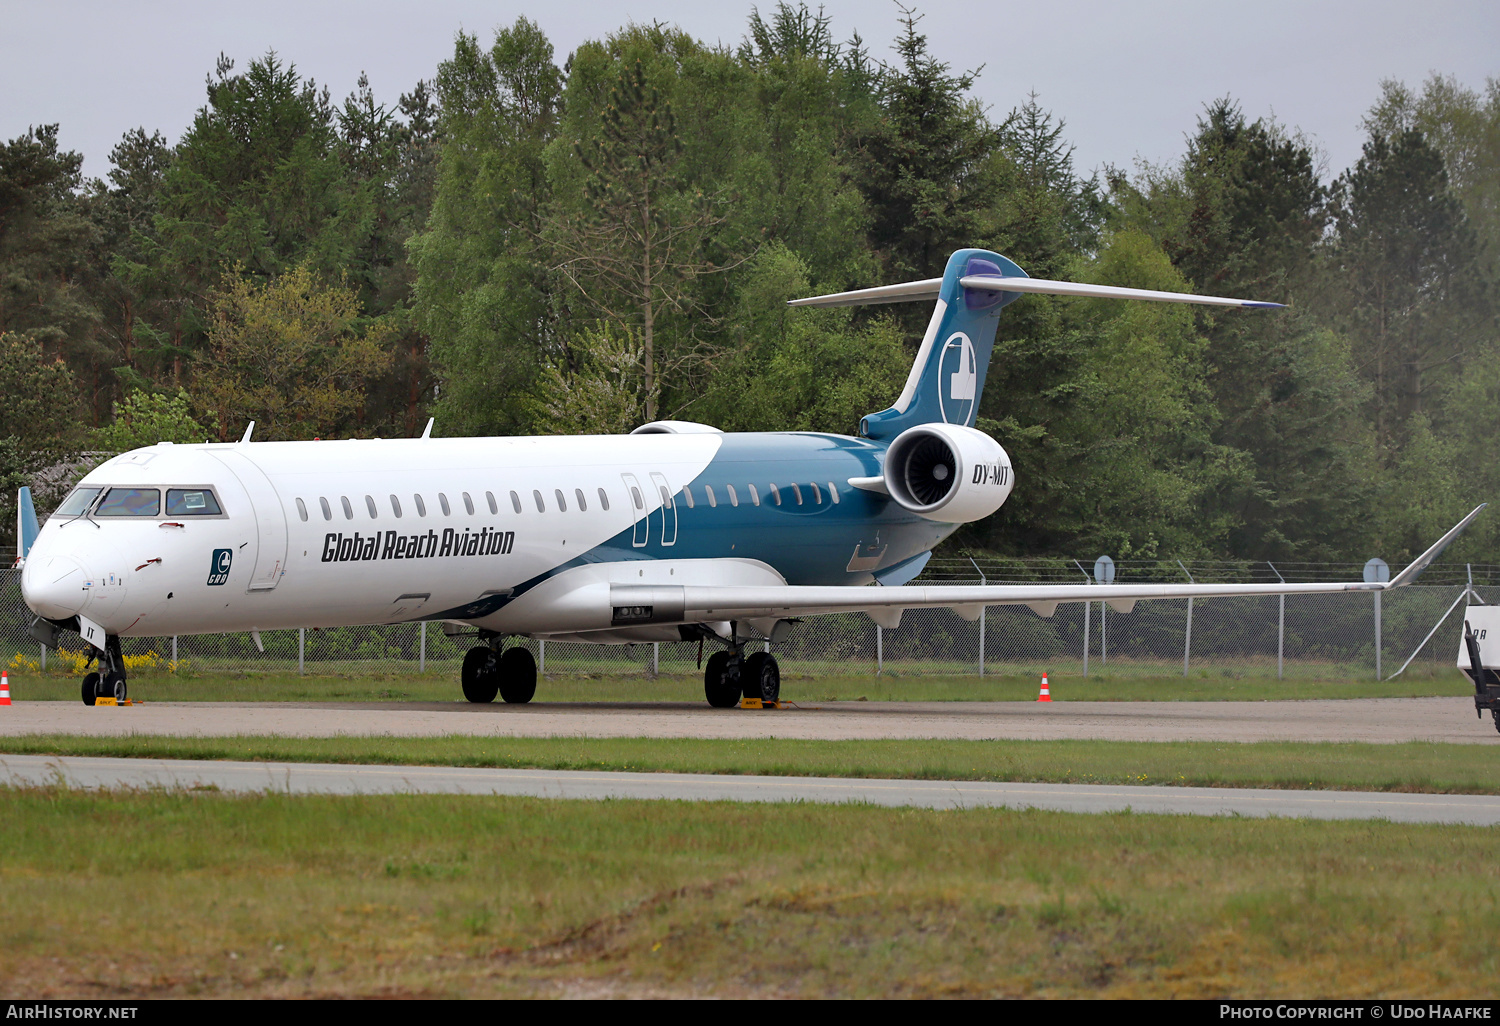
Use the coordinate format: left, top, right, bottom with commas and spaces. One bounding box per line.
91, 698, 139, 707
739, 696, 763, 709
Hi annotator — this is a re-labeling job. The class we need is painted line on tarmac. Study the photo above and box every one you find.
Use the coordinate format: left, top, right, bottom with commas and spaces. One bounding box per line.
2, 754, 1499, 825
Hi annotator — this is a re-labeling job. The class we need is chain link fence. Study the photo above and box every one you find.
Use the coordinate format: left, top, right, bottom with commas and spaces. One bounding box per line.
2, 562, 1494, 680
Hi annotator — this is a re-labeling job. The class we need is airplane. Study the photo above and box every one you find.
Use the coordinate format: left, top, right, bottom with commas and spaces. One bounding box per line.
17, 248, 1485, 707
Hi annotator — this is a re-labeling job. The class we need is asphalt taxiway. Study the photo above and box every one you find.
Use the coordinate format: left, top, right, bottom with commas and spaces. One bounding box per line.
0, 696, 1495, 743
3, 753, 1497, 824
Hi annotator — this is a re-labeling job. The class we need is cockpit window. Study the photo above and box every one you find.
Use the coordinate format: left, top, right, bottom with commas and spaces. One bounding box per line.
96, 488, 160, 517
54, 487, 102, 517
166, 489, 222, 516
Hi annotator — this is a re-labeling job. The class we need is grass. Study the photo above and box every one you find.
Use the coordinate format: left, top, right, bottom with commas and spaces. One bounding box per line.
5, 735, 1500, 794
2, 787, 1496, 998
1, 666, 1474, 703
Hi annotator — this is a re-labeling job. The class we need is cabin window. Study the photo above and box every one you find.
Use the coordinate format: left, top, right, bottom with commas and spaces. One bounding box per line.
555, 488, 567, 512
726, 484, 739, 507
166, 489, 222, 516
597, 487, 610, 511
296, 498, 308, 522
682, 486, 695, 509
341, 496, 354, 519
96, 488, 160, 517
705, 485, 717, 508
510, 490, 522, 514
390, 494, 402, 518
463, 492, 475, 515
791, 483, 803, 505
809, 482, 822, 505
659, 485, 671, 509
486, 491, 498, 515
769, 484, 782, 506
54, 487, 102, 517
319, 497, 333, 521
365, 495, 378, 518
575, 487, 587, 511
828, 482, 839, 504
414, 494, 427, 517
533, 489, 546, 512
748, 484, 760, 506
630, 485, 643, 509
439, 493, 451, 516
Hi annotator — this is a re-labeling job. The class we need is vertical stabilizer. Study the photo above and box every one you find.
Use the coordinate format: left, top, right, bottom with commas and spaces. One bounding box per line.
858, 249, 1025, 440
15, 486, 38, 566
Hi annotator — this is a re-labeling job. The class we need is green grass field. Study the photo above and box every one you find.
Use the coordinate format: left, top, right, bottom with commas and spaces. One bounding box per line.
2, 787, 1495, 998
2, 666, 1474, 703
4, 734, 1500, 794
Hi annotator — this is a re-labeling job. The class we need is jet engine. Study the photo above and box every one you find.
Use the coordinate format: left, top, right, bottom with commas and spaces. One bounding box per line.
883, 423, 1014, 523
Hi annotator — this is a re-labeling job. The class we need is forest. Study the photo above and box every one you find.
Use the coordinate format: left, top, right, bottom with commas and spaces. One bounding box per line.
0, 5, 1496, 563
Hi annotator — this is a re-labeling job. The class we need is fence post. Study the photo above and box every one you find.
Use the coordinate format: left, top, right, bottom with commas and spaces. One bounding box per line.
419, 621, 426, 673
876, 624, 883, 676
1269, 562, 1284, 681
1101, 601, 1107, 666
651, 642, 659, 678
1178, 560, 1195, 678
539, 639, 546, 676
1374, 590, 1382, 681
40, 644, 45, 671
172, 635, 177, 666
1082, 601, 1090, 678
970, 557, 986, 678
1074, 560, 1092, 677
297, 628, 304, 676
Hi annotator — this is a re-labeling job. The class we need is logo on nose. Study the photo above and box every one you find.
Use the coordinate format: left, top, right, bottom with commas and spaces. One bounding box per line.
208, 548, 232, 586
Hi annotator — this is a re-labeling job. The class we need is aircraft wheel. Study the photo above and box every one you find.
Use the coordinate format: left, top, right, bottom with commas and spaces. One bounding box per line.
461, 646, 498, 704
743, 652, 780, 706
498, 646, 537, 704
81, 672, 100, 706
104, 670, 127, 703
703, 651, 738, 708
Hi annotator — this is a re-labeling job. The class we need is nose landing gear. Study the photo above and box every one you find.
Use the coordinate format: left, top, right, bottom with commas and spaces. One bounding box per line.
80, 636, 127, 706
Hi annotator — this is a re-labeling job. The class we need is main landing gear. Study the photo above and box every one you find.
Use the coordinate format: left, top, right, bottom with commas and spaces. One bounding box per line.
461, 641, 537, 704
704, 646, 781, 709
80, 635, 126, 706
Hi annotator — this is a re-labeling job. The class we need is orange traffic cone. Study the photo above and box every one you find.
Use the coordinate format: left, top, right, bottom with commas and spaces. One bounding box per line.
1036, 672, 1051, 702
0, 671, 11, 706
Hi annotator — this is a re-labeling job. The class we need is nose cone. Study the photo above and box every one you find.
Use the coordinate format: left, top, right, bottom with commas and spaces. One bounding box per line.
22, 554, 88, 620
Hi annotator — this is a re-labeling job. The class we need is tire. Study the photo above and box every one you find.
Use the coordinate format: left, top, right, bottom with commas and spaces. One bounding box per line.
703, 650, 738, 708
461, 646, 498, 704
498, 646, 537, 704
743, 652, 780, 706
81, 672, 100, 706
104, 671, 127, 704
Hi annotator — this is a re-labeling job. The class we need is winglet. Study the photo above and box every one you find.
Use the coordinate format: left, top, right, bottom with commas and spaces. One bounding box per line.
1388, 504, 1488, 588
420, 417, 435, 440
240, 421, 255, 444
14, 486, 38, 566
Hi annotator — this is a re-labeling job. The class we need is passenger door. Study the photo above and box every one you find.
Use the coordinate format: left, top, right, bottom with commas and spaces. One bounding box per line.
208, 449, 289, 591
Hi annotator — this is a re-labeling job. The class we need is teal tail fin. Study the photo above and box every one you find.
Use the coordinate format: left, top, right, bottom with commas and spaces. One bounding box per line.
16, 486, 38, 566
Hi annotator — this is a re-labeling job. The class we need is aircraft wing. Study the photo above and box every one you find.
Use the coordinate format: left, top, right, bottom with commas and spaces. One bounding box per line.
612, 506, 1485, 627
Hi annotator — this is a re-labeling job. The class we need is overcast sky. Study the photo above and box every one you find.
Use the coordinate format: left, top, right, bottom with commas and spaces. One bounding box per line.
2, 0, 1495, 185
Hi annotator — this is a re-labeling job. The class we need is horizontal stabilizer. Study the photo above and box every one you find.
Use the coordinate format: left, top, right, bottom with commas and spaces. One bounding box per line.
787, 278, 942, 308
958, 275, 1285, 309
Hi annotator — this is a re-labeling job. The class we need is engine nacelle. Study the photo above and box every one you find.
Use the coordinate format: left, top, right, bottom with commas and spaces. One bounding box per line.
883, 423, 1014, 523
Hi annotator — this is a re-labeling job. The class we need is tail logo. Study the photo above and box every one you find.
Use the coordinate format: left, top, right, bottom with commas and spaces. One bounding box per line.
939, 332, 977, 426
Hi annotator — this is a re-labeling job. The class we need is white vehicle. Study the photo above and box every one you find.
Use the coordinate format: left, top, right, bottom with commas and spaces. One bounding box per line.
20, 248, 1484, 706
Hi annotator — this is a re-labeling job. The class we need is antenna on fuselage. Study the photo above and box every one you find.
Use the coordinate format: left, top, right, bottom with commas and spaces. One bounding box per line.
420, 417, 434, 440
239, 421, 255, 444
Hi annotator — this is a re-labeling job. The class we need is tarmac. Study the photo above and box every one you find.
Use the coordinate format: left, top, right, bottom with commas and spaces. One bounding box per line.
0, 696, 1496, 744
3, 752, 1498, 824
